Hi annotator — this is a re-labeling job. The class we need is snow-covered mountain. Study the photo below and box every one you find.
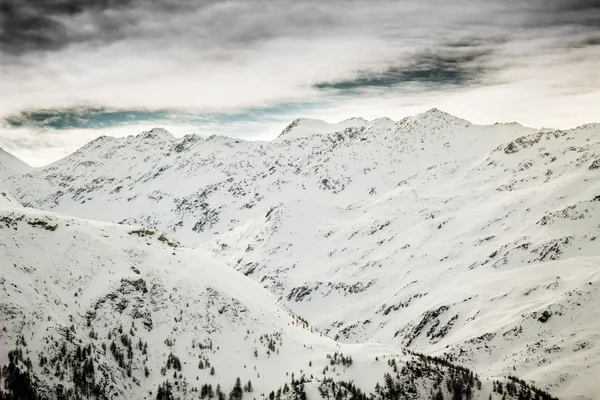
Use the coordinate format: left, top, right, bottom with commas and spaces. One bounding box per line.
205, 123, 600, 399
0, 146, 32, 182
3, 109, 600, 399
3, 110, 535, 245
0, 202, 554, 400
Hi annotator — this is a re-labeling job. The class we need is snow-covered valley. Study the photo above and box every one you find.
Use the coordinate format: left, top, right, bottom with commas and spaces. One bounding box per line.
1, 109, 599, 399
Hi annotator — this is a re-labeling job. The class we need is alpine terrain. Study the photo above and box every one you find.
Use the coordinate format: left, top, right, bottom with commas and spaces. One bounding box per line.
0, 147, 32, 182
2, 109, 599, 400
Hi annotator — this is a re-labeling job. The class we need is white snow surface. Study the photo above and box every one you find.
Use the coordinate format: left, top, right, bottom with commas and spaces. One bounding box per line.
0, 184, 21, 207
0, 146, 32, 182
3, 110, 600, 399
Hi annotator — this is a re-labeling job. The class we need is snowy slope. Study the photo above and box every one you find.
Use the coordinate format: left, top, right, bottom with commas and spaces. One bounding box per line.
0, 203, 552, 400
0, 146, 32, 182
0, 184, 21, 207
3, 110, 600, 399
204, 123, 600, 399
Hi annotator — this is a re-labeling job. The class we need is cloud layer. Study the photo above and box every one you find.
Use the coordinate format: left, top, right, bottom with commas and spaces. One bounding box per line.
1, 0, 599, 165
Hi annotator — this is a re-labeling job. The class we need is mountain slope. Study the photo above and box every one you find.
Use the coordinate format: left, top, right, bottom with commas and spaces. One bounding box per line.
203, 123, 600, 399
0, 203, 555, 400
0, 183, 21, 207
0, 147, 32, 182
3, 111, 600, 399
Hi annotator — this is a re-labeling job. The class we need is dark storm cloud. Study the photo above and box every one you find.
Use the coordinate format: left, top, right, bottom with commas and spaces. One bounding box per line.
315, 45, 493, 92
523, 0, 600, 28
0, 0, 137, 53
303, 0, 599, 93
2, 0, 599, 58
581, 36, 600, 47
2, 102, 328, 130
2, 106, 173, 129
0, 0, 342, 55
544, 0, 600, 14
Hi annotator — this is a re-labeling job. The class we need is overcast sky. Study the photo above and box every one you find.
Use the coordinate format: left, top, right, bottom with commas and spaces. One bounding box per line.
1, 0, 599, 166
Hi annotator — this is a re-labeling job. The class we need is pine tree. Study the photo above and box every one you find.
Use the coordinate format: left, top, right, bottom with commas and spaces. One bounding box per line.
156, 381, 174, 400
216, 384, 226, 400
230, 377, 243, 400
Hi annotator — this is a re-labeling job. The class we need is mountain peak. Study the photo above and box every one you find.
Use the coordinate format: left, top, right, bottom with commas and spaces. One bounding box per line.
139, 127, 174, 140
277, 117, 368, 140
340, 116, 368, 124
421, 108, 465, 120
0, 147, 32, 181
494, 121, 523, 127
402, 108, 472, 128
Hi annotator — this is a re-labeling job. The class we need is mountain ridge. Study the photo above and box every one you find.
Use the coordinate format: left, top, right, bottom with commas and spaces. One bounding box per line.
2, 109, 538, 245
